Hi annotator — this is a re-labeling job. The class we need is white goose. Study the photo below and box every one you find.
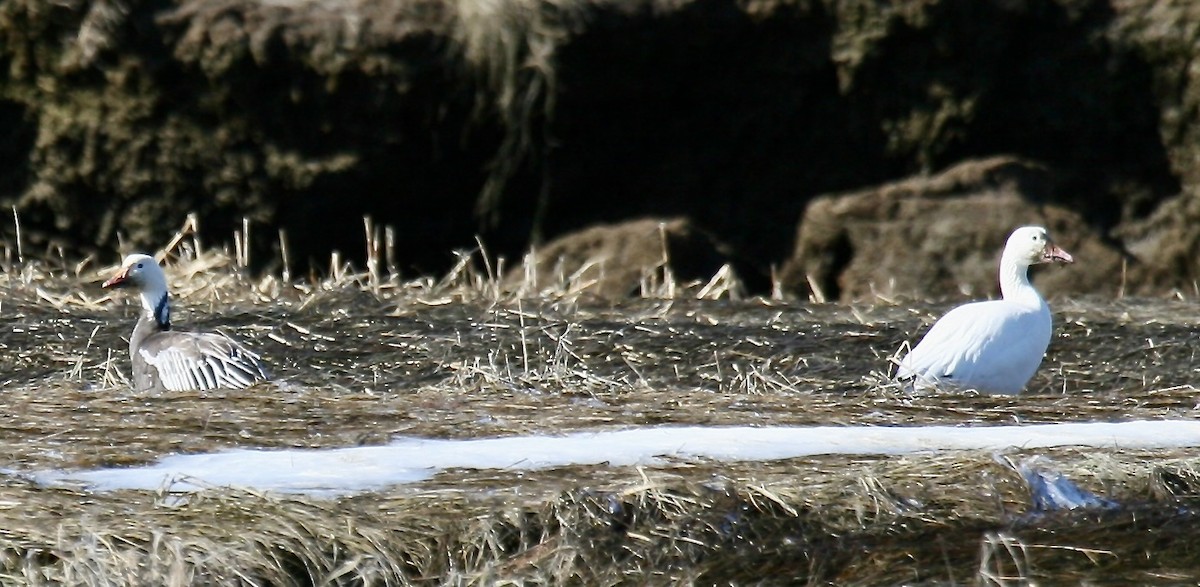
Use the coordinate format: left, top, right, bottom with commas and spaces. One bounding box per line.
896, 226, 1074, 394
103, 254, 269, 392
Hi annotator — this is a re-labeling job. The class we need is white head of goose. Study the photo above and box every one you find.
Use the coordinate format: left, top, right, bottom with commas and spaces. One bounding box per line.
103, 253, 269, 392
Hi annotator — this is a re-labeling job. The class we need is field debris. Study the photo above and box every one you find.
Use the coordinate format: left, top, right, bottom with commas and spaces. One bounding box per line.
0, 241, 1198, 583
1008, 456, 1120, 512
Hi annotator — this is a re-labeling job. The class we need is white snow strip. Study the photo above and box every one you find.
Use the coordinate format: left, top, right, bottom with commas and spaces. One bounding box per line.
32, 421, 1200, 496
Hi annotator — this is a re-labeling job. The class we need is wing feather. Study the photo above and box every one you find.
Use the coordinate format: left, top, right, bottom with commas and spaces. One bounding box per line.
139, 331, 270, 392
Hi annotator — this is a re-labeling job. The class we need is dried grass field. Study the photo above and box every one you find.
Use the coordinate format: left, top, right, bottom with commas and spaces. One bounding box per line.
0, 237, 1199, 585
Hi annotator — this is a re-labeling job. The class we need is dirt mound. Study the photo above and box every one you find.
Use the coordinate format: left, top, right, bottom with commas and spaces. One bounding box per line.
504, 217, 739, 299
1117, 186, 1200, 294
781, 156, 1128, 301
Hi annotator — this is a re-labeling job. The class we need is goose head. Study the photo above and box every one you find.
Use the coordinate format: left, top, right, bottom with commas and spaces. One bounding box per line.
1006, 226, 1074, 267
103, 253, 171, 327
102, 254, 167, 292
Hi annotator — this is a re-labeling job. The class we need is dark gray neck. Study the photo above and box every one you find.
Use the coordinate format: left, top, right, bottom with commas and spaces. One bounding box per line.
131, 293, 171, 351
125, 290, 171, 391
140, 291, 171, 330
152, 292, 171, 330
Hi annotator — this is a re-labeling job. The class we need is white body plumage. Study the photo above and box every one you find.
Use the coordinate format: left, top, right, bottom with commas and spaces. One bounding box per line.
896, 226, 1074, 395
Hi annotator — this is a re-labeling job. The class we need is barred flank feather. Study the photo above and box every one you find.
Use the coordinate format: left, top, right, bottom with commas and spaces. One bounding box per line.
140, 333, 269, 392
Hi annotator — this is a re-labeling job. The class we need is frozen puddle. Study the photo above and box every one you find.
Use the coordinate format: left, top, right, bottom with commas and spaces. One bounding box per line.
33, 421, 1200, 496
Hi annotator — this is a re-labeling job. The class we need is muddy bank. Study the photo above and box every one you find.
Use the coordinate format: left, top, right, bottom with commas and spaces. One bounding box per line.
1, 0, 1199, 296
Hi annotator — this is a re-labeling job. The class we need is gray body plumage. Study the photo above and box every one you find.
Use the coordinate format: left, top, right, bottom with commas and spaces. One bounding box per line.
128, 310, 269, 392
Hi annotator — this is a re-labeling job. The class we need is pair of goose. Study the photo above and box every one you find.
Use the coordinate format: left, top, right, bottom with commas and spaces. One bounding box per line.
103, 225, 1071, 394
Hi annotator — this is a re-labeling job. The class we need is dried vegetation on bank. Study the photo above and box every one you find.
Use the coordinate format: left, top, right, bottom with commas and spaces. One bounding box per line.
0, 220, 1198, 584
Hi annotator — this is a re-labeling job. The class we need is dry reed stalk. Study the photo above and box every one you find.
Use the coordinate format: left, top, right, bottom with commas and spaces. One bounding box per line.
364, 215, 381, 294
158, 213, 200, 263
278, 228, 291, 282
12, 205, 22, 264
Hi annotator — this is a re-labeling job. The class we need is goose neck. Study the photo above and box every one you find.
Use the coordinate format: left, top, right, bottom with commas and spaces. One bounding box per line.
997, 253, 1040, 305
140, 289, 171, 330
